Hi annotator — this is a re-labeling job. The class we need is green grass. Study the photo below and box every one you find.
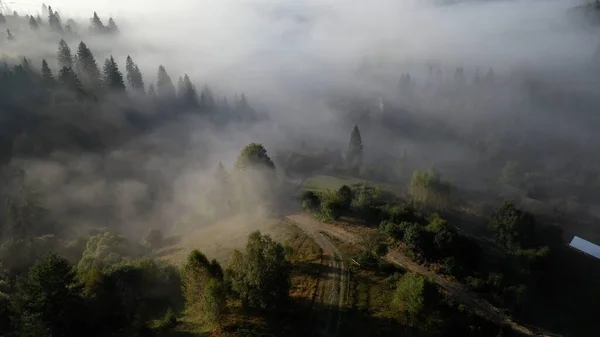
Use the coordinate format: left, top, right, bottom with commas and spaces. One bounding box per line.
301, 174, 405, 199
301, 175, 360, 192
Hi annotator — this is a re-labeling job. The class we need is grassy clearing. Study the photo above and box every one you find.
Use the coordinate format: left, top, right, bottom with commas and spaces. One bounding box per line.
302, 175, 361, 192
155, 215, 282, 266
156, 218, 324, 337
302, 174, 405, 197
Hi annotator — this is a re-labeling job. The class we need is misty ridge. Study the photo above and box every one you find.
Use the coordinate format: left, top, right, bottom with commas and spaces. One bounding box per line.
1, 0, 600, 241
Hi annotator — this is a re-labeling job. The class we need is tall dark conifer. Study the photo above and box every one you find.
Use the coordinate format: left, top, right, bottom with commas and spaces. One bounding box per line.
91, 12, 104, 32
41, 59, 54, 86
125, 56, 144, 93
76, 41, 101, 91
28, 16, 39, 30
180, 74, 198, 109
346, 125, 364, 172
57, 39, 73, 69
107, 18, 119, 34
102, 56, 125, 91
48, 6, 61, 32
59, 66, 84, 95
156, 65, 175, 99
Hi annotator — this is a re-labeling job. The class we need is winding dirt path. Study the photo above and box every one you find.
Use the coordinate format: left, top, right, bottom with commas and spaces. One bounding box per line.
287, 214, 348, 337
287, 213, 542, 337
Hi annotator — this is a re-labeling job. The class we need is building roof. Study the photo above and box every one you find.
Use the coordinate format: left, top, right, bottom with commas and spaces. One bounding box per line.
570, 236, 600, 260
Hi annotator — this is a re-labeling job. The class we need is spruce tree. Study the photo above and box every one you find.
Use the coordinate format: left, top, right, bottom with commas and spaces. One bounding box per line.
76, 41, 101, 91
48, 6, 61, 31
133, 65, 144, 91
91, 12, 104, 32
41, 59, 54, 85
346, 125, 364, 172
107, 17, 119, 34
178, 75, 198, 108
125, 56, 144, 93
102, 56, 125, 91
0, 13, 5, 24
28, 16, 39, 30
58, 66, 84, 96
156, 65, 175, 99
57, 39, 73, 69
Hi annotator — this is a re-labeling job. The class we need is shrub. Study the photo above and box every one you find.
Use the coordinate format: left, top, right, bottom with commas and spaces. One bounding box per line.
380, 220, 413, 240
337, 185, 352, 210
300, 190, 320, 212
319, 190, 343, 221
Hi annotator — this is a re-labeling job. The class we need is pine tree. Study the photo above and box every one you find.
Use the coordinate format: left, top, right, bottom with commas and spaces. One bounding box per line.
41, 59, 54, 85
107, 17, 119, 34
12, 10, 18, 17
133, 65, 143, 91
180, 74, 198, 108
102, 56, 125, 91
58, 66, 83, 93
48, 6, 61, 31
0, 13, 5, 24
41, 3, 48, 16
57, 39, 73, 69
28, 16, 39, 30
156, 65, 175, 99
90, 12, 104, 32
36, 15, 43, 26
346, 125, 364, 172
76, 41, 101, 91
125, 56, 144, 93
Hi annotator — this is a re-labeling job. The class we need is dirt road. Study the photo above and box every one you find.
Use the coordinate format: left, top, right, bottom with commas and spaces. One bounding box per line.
287, 214, 348, 337
287, 213, 540, 337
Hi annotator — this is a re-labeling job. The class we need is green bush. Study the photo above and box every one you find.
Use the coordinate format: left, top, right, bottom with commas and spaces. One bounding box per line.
319, 190, 343, 221
337, 185, 352, 210
300, 190, 320, 212
379, 220, 413, 240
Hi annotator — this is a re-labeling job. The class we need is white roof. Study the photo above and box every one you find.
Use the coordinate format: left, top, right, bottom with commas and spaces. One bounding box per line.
570, 236, 600, 259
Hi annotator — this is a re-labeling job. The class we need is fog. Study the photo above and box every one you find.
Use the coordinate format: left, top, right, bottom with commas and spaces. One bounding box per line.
12, 0, 599, 109
2, 0, 600, 240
